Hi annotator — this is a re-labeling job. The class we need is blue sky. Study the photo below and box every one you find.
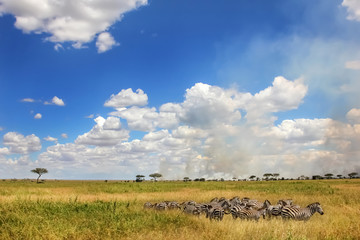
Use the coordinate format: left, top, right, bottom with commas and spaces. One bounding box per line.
0, 0, 360, 180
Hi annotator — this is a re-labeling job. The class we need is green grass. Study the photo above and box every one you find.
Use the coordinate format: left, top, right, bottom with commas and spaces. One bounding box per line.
0, 179, 359, 239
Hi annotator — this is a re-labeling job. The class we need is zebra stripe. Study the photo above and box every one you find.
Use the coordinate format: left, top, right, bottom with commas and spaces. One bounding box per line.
154, 202, 168, 211
281, 202, 324, 221
207, 206, 225, 221
237, 207, 266, 221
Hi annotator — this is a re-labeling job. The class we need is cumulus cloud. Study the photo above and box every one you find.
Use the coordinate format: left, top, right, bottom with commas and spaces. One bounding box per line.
96, 32, 119, 53
245, 77, 308, 124
3, 132, 41, 154
44, 96, 65, 106
346, 108, 360, 124
178, 83, 246, 128
13, 80, 359, 180
44, 136, 58, 143
104, 88, 148, 108
75, 116, 129, 146
34, 113, 42, 119
0, 0, 148, 51
342, 0, 360, 21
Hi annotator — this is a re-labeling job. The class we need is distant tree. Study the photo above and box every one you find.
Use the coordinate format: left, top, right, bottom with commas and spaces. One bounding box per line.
232, 177, 237, 181
136, 175, 145, 182
183, 177, 190, 182
337, 174, 342, 179
263, 173, 273, 181
31, 168, 48, 183
348, 172, 358, 179
273, 173, 280, 180
149, 173, 162, 182
249, 175, 256, 181
324, 173, 333, 179
312, 175, 322, 180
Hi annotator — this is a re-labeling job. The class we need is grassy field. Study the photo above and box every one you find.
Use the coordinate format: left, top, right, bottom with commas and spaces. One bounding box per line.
0, 179, 359, 240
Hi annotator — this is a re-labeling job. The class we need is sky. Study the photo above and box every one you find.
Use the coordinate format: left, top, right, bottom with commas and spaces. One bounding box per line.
0, 0, 360, 180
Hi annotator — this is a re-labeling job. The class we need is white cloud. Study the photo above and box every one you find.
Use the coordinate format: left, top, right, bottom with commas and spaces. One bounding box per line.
0, 147, 10, 155
0, 0, 148, 51
61, 133, 68, 139
44, 136, 58, 143
75, 116, 129, 146
346, 108, 360, 124
45, 96, 65, 106
111, 106, 158, 131
104, 88, 148, 108
342, 0, 360, 21
178, 82, 246, 128
13, 81, 359, 180
245, 77, 308, 124
345, 60, 360, 70
21, 98, 36, 103
96, 32, 119, 53
3, 132, 41, 154
34, 113, 42, 119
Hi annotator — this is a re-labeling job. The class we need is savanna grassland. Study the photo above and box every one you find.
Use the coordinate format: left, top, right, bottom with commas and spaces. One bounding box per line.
0, 179, 359, 240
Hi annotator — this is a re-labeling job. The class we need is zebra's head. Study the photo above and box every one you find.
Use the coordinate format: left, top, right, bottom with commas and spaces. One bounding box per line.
309, 202, 324, 215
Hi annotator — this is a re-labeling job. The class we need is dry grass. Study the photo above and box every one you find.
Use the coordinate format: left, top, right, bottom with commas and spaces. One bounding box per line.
0, 179, 359, 239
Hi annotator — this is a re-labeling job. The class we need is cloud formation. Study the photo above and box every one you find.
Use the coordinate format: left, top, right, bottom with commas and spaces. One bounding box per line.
44, 96, 65, 106
0, 0, 148, 52
3, 132, 41, 154
34, 113, 42, 119
104, 88, 148, 108
2, 78, 359, 180
342, 0, 360, 21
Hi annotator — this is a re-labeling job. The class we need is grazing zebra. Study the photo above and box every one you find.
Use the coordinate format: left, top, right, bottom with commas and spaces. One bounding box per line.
154, 202, 168, 211
143, 202, 153, 209
207, 205, 225, 221
230, 204, 246, 219
237, 207, 267, 221
229, 196, 241, 206
167, 201, 181, 210
278, 199, 293, 207
266, 204, 282, 219
281, 202, 324, 221
183, 204, 201, 216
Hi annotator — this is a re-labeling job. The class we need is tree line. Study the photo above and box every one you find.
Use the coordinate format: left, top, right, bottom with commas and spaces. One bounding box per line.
28, 168, 359, 183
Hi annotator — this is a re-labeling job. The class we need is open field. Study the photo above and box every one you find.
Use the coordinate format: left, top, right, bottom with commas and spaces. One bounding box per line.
0, 179, 359, 240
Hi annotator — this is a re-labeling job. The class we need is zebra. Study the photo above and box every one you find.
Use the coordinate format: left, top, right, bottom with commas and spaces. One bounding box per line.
237, 207, 267, 221
154, 202, 168, 211
206, 205, 226, 221
281, 202, 324, 221
183, 204, 201, 216
143, 202, 153, 209
230, 203, 246, 219
167, 201, 181, 210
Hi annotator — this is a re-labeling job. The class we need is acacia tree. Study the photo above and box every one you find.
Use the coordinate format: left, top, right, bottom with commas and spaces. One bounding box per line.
324, 173, 333, 179
183, 177, 190, 182
136, 175, 145, 182
348, 172, 358, 179
263, 173, 273, 181
273, 173, 280, 180
149, 173, 162, 182
31, 168, 48, 183
249, 175, 256, 181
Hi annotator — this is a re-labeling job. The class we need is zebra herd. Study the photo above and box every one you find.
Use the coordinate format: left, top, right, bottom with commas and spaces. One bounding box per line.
143, 197, 324, 221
